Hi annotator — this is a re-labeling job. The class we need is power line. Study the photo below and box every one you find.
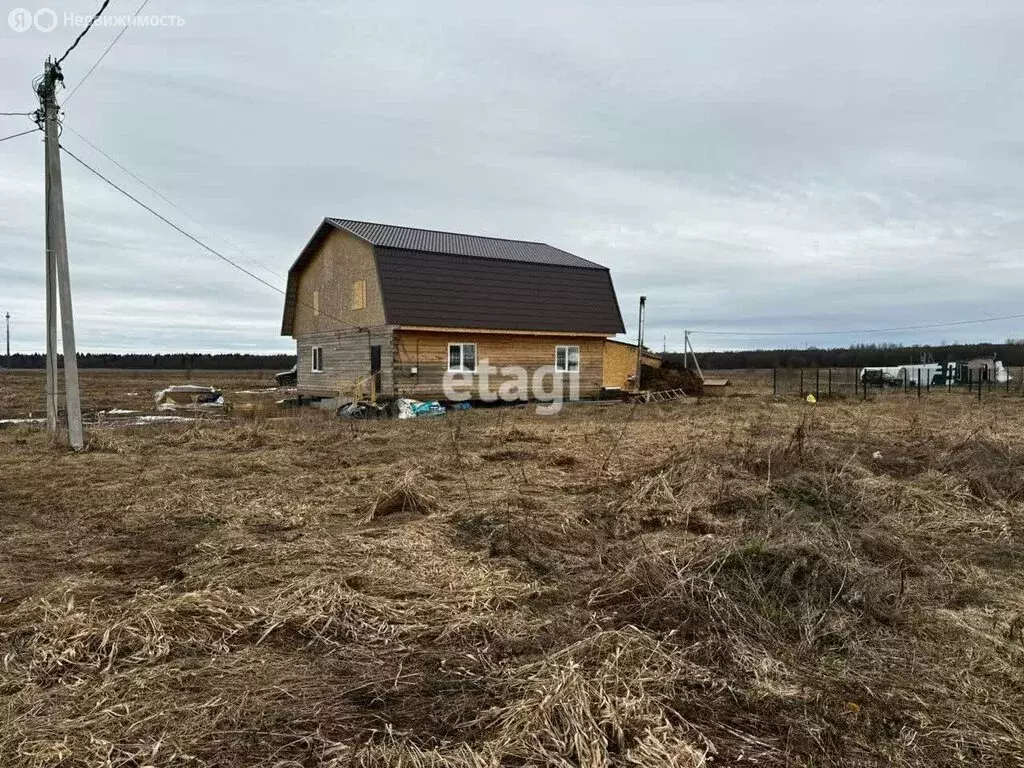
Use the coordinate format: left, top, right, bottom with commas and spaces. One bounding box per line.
63, 124, 286, 281
64, 0, 151, 104
0, 128, 40, 144
56, 0, 112, 66
61, 145, 285, 294
691, 313, 1024, 338
59, 144, 359, 332
0, 111, 33, 117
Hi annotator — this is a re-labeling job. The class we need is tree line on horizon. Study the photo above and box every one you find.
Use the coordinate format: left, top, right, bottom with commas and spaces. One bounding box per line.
0, 353, 296, 371
3, 342, 1023, 372
665, 341, 1024, 370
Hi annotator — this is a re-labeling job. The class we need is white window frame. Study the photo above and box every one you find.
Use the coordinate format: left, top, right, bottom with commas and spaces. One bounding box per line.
311, 346, 324, 373
555, 345, 580, 373
447, 343, 478, 372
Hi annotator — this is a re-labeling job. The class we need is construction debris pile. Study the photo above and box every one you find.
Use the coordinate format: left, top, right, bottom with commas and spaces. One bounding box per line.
640, 363, 704, 397
154, 385, 226, 412
336, 398, 461, 420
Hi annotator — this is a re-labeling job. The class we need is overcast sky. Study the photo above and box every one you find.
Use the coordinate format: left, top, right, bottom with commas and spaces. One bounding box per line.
2, 0, 1022, 354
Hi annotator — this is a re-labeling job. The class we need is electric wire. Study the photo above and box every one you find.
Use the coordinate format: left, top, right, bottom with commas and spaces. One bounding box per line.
60, 144, 360, 332
47, 134, 1024, 344
64, 124, 286, 281
56, 0, 112, 66
0, 111, 34, 117
0, 128, 40, 144
59, 140, 1024, 344
64, 0, 151, 104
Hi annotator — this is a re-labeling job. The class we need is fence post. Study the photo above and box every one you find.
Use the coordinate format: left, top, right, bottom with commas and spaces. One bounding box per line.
828, 369, 832, 398
800, 369, 804, 396
903, 369, 908, 395
815, 369, 820, 401
917, 369, 921, 399
968, 368, 972, 393
772, 368, 777, 396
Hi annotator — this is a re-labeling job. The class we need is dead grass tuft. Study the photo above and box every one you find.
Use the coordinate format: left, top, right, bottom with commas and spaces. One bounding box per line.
367, 470, 441, 521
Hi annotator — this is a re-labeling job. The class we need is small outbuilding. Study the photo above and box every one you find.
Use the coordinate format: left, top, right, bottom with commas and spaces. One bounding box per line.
602, 339, 663, 392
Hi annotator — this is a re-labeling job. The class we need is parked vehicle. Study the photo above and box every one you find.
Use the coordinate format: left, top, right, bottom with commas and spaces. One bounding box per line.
276, 365, 297, 387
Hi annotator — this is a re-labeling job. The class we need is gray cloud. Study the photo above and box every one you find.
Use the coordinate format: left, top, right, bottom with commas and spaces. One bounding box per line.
1, 0, 1022, 354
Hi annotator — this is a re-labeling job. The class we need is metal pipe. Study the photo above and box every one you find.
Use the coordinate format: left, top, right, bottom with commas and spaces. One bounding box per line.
634, 297, 647, 391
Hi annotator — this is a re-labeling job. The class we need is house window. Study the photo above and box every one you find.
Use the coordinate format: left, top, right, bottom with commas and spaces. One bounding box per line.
448, 343, 477, 372
312, 290, 320, 317
351, 280, 366, 310
311, 346, 323, 373
555, 345, 580, 373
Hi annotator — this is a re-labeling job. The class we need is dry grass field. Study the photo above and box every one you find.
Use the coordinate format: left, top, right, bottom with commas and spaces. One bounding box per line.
0, 370, 282, 420
1, 370, 1024, 766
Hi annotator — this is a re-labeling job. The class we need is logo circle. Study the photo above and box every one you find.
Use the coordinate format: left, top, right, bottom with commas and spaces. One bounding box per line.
34, 8, 58, 32
8, 8, 33, 32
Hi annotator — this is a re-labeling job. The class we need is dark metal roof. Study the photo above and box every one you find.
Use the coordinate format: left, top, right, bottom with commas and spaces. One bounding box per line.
328, 218, 604, 270
281, 218, 625, 336
374, 247, 624, 334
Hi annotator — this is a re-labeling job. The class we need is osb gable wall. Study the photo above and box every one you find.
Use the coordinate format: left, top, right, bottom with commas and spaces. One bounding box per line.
296, 327, 394, 396
602, 342, 663, 390
603, 342, 639, 391
292, 229, 386, 335
393, 330, 605, 400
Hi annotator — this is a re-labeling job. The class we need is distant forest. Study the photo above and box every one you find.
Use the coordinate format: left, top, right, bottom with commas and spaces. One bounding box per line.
667, 341, 1024, 370
3, 342, 1023, 372
2, 353, 295, 370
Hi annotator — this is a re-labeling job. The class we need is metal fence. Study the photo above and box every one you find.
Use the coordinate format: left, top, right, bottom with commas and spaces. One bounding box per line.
771, 366, 1024, 401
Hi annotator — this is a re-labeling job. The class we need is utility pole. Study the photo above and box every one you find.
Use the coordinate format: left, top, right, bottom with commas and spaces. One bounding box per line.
4, 312, 9, 370
684, 330, 704, 380
634, 296, 647, 391
36, 59, 84, 450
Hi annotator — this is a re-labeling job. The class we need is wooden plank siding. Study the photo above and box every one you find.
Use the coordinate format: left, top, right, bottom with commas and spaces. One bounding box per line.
392, 330, 605, 400
602, 341, 663, 391
297, 327, 395, 398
